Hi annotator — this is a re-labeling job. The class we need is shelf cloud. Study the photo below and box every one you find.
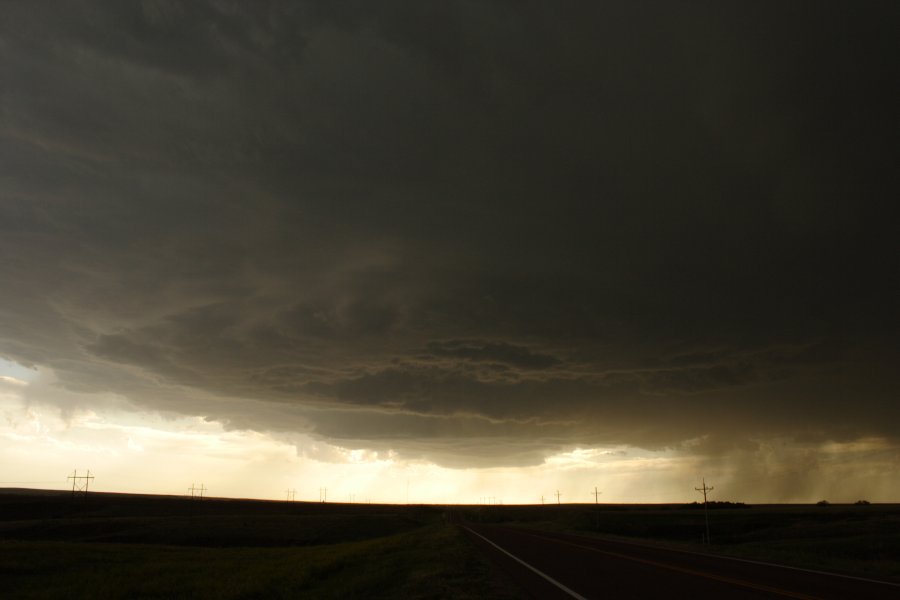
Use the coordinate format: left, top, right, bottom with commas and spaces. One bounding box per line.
2, 1, 898, 492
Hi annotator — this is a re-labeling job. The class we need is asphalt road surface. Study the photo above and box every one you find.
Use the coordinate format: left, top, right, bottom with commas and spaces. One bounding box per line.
460, 522, 898, 599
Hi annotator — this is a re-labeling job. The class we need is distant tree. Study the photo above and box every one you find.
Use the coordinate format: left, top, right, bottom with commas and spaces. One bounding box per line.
854, 500, 870, 505
684, 500, 748, 509
816, 500, 830, 506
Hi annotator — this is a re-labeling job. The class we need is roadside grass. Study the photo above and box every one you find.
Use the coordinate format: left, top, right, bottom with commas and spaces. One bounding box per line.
462, 504, 900, 582
0, 513, 424, 547
711, 533, 900, 581
0, 520, 525, 599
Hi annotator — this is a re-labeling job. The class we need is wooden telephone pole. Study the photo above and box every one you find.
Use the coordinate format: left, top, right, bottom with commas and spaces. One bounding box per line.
695, 478, 714, 544
592, 487, 602, 530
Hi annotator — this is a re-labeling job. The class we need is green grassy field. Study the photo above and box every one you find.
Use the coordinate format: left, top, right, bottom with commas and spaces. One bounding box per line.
460, 502, 900, 582
0, 523, 526, 599
4, 490, 898, 597
0, 491, 523, 599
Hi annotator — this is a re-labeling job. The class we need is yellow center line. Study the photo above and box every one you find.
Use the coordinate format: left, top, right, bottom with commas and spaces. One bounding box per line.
505, 528, 821, 600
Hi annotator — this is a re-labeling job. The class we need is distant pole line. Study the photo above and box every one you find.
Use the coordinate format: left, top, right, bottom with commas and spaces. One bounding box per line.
319, 487, 327, 503
188, 483, 206, 500
556, 490, 561, 505
286, 489, 296, 502
695, 478, 714, 544
0, 481, 64, 484
67, 469, 94, 498
592, 486, 602, 530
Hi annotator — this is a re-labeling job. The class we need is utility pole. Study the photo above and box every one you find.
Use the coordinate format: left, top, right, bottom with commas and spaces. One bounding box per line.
695, 478, 714, 544
541, 495, 544, 505
556, 490, 561, 505
286, 489, 296, 502
592, 487, 602, 530
67, 469, 94, 498
320, 487, 327, 503
188, 483, 206, 499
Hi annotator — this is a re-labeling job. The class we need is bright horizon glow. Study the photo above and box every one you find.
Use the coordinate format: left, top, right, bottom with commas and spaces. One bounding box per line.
2, 361, 898, 505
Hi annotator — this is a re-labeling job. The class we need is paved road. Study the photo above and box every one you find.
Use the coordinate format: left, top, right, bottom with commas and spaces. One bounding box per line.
461, 522, 899, 599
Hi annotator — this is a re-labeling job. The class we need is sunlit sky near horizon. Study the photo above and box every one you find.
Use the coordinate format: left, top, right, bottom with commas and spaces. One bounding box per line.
2, 2, 898, 505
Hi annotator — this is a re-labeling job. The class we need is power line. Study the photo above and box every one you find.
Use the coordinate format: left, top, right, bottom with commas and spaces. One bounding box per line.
0, 481, 64, 484
67, 469, 94, 498
188, 483, 206, 499
285, 489, 296, 502
695, 478, 714, 544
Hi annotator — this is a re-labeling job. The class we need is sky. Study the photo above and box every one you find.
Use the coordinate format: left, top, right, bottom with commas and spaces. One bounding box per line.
1, 1, 898, 504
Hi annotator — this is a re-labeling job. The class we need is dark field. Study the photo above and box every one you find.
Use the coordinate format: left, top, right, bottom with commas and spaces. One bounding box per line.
460, 502, 900, 583
2, 490, 898, 598
0, 490, 522, 599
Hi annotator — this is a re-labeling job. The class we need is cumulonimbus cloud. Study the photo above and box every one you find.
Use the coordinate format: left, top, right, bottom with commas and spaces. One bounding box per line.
1, 1, 898, 471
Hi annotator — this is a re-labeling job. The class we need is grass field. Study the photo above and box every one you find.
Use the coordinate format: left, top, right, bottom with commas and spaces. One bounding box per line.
460, 502, 900, 582
4, 490, 898, 597
0, 491, 523, 599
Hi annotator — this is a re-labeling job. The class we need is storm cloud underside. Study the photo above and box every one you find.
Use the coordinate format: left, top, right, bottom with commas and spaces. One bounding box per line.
2, 1, 898, 491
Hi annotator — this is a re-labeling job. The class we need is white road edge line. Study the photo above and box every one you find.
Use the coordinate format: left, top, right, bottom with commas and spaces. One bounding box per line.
690, 552, 900, 588
464, 526, 589, 600
527, 530, 900, 589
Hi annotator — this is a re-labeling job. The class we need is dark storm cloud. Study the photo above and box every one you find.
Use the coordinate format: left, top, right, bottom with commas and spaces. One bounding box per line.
2, 1, 898, 469
424, 339, 561, 370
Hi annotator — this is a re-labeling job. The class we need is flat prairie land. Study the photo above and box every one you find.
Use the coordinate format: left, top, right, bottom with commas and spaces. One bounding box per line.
460, 502, 900, 583
3, 491, 898, 598
0, 490, 523, 599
